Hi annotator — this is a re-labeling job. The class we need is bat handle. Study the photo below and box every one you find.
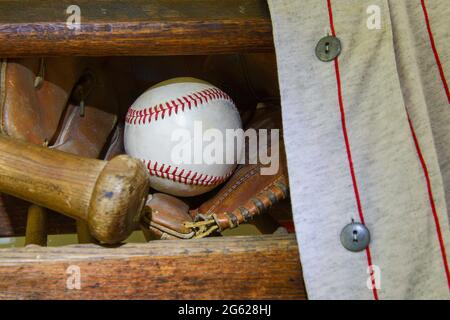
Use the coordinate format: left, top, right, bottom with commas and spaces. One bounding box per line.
25, 205, 48, 246
0, 136, 149, 243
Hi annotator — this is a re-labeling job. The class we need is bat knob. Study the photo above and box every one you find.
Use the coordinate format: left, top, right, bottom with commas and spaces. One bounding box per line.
87, 155, 150, 244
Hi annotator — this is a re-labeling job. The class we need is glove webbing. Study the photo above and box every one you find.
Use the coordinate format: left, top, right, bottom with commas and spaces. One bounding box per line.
185, 177, 288, 238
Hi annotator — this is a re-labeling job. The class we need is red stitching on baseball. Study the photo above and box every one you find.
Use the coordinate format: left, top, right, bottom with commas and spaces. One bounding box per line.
141, 159, 232, 186
125, 88, 233, 125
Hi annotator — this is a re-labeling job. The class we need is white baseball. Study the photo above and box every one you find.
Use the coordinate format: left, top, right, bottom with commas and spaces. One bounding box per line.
124, 77, 242, 197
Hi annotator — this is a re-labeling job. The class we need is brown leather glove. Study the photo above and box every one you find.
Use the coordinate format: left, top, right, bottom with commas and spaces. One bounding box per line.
0, 57, 120, 243
142, 104, 290, 239
1, 57, 118, 154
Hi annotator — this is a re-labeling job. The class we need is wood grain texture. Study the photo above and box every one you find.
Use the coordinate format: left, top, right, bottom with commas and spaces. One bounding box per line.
0, 0, 273, 57
0, 136, 149, 243
76, 220, 98, 244
0, 194, 75, 237
0, 136, 105, 220
24, 205, 48, 246
0, 234, 305, 299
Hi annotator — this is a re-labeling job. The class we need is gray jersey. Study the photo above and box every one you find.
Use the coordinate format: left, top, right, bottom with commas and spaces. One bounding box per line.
269, 0, 450, 299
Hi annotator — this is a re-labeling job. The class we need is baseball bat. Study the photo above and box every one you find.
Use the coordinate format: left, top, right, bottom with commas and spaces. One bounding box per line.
25, 205, 48, 246
76, 220, 99, 244
0, 135, 149, 244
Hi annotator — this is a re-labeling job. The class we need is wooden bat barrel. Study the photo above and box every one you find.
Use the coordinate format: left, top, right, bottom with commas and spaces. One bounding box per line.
0, 135, 149, 243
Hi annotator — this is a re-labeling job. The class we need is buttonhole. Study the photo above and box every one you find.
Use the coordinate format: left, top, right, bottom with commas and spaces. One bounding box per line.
352, 230, 358, 242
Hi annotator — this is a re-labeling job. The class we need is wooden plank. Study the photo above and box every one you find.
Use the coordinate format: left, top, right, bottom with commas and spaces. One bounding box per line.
0, 234, 305, 299
0, 0, 273, 57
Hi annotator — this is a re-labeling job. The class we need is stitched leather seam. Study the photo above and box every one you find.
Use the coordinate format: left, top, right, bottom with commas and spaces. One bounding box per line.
205, 174, 286, 216
149, 221, 195, 239
125, 87, 233, 125
205, 166, 261, 214
142, 159, 232, 186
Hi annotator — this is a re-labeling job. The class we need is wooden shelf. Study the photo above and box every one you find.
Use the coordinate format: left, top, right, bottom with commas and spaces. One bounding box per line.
0, 234, 305, 299
0, 1, 304, 300
0, 0, 274, 57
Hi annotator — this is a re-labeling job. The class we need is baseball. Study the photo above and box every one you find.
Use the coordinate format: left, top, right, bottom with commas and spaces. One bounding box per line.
124, 77, 242, 197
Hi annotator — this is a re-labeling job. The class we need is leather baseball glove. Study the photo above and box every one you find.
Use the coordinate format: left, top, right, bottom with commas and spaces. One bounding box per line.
141, 104, 290, 240
0, 57, 122, 243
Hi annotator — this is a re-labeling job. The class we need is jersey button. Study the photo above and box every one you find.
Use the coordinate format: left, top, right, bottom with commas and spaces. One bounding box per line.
315, 35, 341, 62
340, 221, 371, 252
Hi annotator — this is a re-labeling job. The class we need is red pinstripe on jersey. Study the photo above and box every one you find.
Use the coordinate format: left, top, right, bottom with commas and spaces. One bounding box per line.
420, 0, 450, 104
327, 0, 379, 300
405, 110, 450, 290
